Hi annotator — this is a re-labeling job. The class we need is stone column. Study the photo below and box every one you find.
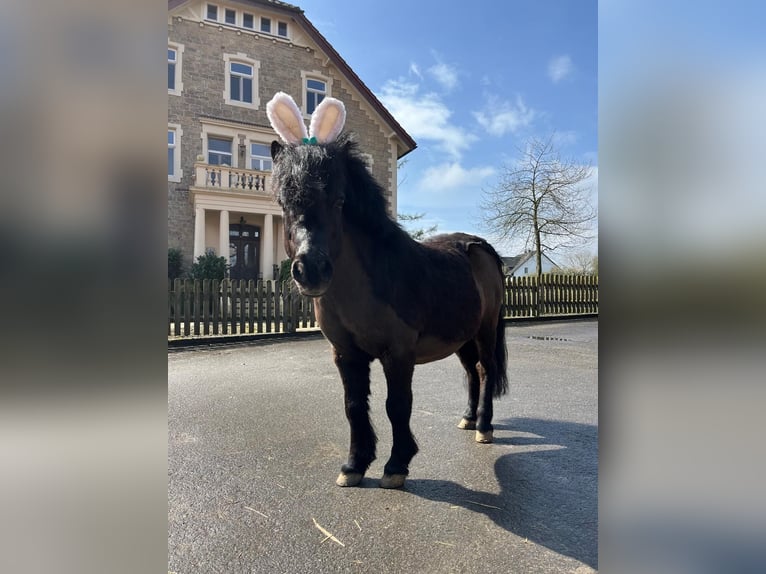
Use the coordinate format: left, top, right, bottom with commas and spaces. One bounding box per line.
263, 213, 274, 279
193, 206, 205, 259
219, 210, 229, 260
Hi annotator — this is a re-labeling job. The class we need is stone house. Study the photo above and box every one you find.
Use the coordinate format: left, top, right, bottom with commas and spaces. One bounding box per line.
168, 0, 416, 280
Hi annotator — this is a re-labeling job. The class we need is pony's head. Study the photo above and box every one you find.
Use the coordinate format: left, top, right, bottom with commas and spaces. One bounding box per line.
267, 92, 348, 296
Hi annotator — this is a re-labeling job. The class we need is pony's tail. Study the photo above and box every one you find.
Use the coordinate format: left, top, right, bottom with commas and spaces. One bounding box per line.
476, 239, 509, 399
493, 303, 509, 398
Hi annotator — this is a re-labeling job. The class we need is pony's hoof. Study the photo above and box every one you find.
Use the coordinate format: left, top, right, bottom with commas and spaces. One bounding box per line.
336, 472, 364, 487
458, 418, 476, 430
379, 474, 406, 489
475, 430, 494, 443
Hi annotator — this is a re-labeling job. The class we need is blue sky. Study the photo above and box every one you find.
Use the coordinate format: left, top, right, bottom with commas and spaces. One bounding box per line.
296, 0, 598, 258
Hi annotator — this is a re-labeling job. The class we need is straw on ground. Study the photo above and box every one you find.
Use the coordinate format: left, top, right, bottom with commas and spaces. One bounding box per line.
312, 517, 345, 547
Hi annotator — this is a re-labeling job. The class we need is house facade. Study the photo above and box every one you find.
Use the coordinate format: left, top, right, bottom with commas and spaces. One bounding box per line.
502, 251, 561, 278
168, 0, 416, 280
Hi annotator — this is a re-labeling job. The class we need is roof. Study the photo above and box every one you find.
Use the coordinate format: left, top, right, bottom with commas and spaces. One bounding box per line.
500, 254, 526, 269
169, 0, 300, 9
168, 0, 417, 158
501, 252, 533, 273
501, 251, 561, 275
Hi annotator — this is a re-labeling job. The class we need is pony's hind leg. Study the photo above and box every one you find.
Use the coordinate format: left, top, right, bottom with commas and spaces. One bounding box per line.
379, 353, 419, 489
474, 326, 499, 444
334, 348, 376, 487
456, 341, 480, 430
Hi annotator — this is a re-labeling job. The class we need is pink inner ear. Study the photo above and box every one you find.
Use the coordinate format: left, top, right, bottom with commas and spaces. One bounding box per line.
309, 97, 346, 143
267, 92, 308, 144
314, 107, 341, 141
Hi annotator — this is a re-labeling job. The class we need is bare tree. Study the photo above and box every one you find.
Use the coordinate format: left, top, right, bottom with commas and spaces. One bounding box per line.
398, 212, 438, 241
562, 250, 598, 275
481, 135, 596, 282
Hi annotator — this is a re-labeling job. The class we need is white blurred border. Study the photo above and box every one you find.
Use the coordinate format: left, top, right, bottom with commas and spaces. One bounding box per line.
600, 1, 766, 572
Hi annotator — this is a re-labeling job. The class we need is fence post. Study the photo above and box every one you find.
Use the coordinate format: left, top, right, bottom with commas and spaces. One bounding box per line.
274, 279, 282, 333
247, 280, 255, 334
202, 279, 210, 335
191, 279, 200, 335
168, 280, 173, 336
183, 279, 192, 336
256, 280, 263, 333
220, 278, 229, 334
265, 280, 273, 333
211, 279, 220, 334
282, 281, 292, 333
238, 279, 246, 335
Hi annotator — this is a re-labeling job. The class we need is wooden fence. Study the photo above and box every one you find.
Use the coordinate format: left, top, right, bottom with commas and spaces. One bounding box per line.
168, 279, 316, 338
504, 273, 598, 318
168, 274, 597, 339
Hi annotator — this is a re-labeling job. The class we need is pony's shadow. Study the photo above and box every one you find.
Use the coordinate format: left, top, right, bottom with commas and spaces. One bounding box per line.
405, 417, 598, 568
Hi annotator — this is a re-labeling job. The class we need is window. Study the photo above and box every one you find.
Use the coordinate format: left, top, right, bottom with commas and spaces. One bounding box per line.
225, 8, 235, 25
206, 4, 218, 21
243, 13, 254, 29
250, 143, 272, 171
223, 53, 260, 109
277, 21, 288, 37
168, 42, 183, 95
208, 137, 232, 166
260, 17, 271, 33
305, 79, 326, 115
229, 62, 252, 103
168, 124, 182, 182
168, 130, 176, 176
167, 48, 176, 91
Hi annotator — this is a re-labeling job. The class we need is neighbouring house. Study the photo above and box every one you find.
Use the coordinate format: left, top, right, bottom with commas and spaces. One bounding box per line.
168, 0, 416, 280
502, 250, 560, 278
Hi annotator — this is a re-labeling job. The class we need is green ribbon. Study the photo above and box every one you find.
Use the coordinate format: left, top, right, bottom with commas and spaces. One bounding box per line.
302, 136, 318, 145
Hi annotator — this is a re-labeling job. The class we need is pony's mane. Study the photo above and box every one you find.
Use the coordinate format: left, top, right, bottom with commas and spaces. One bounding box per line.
273, 132, 403, 239
331, 134, 400, 237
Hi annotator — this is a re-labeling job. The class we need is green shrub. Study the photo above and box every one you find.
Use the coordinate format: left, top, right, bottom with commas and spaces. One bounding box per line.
168, 248, 184, 280
189, 251, 229, 281
278, 258, 292, 283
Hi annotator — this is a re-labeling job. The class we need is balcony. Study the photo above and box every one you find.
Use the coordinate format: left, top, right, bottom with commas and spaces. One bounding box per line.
193, 162, 271, 195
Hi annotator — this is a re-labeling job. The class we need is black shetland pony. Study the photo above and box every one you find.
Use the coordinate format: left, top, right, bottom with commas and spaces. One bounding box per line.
267, 92, 508, 489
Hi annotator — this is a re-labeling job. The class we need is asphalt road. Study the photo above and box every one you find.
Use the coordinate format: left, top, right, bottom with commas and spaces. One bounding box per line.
168, 319, 598, 573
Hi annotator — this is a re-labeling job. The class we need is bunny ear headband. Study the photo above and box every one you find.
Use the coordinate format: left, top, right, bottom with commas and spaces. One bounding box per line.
266, 91, 346, 146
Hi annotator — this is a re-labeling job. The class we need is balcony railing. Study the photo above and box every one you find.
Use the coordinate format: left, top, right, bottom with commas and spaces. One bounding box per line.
194, 162, 271, 194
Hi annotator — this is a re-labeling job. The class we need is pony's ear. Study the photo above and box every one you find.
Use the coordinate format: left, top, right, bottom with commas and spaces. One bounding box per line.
309, 97, 346, 144
270, 140, 283, 160
266, 92, 308, 145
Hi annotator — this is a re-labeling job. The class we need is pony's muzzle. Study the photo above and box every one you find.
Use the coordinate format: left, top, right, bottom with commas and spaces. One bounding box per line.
291, 253, 333, 295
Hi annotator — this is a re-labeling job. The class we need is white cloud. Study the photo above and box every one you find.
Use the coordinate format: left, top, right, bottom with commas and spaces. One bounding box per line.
408, 62, 422, 80
548, 55, 573, 83
427, 61, 458, 91
551, 130, 579, 147
418, 162, 496, 191
473, 95, 536, 137
378, 79, 475, 159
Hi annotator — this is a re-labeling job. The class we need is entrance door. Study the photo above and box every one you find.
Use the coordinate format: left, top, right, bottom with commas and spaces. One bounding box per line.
229, 223, 260, 280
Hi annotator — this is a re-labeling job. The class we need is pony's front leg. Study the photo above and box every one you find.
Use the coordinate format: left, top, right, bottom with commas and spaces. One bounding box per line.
379, 353, 419, 489
334, 348, 376, 487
